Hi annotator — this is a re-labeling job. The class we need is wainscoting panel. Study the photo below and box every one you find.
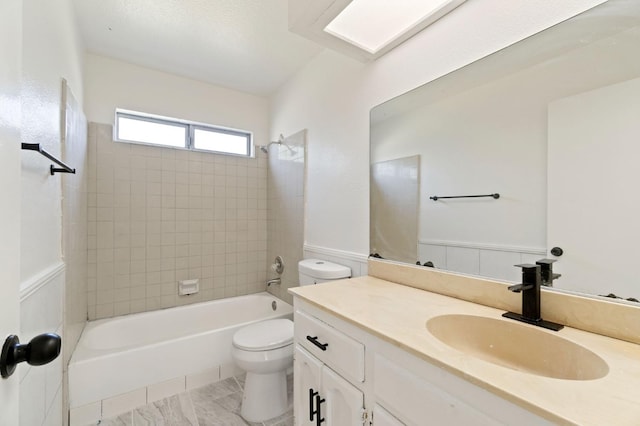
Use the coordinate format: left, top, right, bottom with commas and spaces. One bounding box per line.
418, 240, 546, 283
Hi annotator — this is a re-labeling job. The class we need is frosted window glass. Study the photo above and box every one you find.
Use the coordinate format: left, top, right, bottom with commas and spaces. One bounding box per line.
193, 128, 250, 156
114, 109, 252, 157
117, 116, 187, 148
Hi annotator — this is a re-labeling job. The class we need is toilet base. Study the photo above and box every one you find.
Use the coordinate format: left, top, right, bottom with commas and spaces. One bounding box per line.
240, 370, 288, 422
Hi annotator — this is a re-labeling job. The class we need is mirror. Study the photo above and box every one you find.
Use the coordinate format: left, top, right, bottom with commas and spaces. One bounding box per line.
370, 0, 640, 303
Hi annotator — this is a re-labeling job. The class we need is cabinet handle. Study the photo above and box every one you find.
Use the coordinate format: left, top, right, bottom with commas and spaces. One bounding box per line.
315, 393, 326, 425
306, 335, 328, 351
309, 388, 317, 421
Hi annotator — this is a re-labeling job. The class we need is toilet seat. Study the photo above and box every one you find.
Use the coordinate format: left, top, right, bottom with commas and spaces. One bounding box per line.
232, 319, 293, 351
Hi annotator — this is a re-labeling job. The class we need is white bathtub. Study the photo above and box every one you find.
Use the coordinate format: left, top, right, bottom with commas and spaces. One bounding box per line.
68, 292, 293, 409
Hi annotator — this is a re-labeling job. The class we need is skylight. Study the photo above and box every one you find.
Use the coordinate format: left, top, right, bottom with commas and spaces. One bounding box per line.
324, 0, 460, 54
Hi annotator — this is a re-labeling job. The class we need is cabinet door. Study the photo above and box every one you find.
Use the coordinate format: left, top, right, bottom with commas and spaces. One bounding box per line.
294, 345, 323, 426
373, 404, 405, 426
321, 366, 364, 425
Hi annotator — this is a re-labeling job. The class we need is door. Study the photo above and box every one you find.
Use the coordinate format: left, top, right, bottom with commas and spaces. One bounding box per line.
294, 345, 323, 426
548, 77, 640, 297
321, 366, 364, 425
0, 0, 22, 423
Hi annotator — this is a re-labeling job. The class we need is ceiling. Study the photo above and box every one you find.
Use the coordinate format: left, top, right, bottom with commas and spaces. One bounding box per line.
72, 0, 324, 96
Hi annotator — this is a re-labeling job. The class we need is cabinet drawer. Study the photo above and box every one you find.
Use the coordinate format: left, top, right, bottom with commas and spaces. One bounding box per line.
295, 310, 365, 383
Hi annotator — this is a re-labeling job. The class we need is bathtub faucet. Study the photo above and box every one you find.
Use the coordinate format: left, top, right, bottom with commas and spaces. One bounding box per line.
266, 278, 281, 287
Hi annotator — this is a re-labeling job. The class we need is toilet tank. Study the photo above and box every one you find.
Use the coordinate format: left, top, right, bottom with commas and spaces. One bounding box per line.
298, 259, 351, 286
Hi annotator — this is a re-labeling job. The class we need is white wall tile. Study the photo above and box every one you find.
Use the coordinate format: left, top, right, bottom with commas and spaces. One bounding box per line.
446, 246, 480, 276
101, 388, 146, 418
147, 377, 186, 402
69, 401, 101, 426
479, 250, 522, 282
186, 367, 220, 390
266, 131, 307, 304
417, 244, 447, 270
220, 363, 244, 381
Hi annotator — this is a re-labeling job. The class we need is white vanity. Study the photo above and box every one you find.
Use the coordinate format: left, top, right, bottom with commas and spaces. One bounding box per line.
289, 260, 640, 425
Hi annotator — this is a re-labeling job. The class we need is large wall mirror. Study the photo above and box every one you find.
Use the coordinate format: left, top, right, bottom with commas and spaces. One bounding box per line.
370, 0, 640, 304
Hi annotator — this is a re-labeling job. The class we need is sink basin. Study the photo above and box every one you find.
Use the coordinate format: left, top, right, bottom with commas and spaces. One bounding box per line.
426, 314, 609, 380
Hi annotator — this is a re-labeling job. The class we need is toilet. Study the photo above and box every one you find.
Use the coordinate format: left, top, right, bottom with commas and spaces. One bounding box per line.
231, 258, 351, 422
298, 258, 352, 285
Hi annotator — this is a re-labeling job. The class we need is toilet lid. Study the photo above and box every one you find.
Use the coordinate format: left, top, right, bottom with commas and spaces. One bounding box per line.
233, 319, 294, 351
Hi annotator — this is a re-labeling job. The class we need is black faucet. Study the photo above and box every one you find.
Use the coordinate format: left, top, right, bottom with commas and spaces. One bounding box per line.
536, 258, 561, 287
502, 264, 564, 331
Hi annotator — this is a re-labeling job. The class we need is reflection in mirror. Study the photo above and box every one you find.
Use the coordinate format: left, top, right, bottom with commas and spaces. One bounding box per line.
370, 155, 420, 264
370, 0, 640, 303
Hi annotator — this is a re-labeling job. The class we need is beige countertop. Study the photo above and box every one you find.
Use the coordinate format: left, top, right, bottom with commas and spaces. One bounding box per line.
289, 276, 640, 425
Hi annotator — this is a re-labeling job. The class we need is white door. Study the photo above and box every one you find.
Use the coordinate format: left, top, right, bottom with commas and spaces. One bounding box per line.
321, 366, 364, 426
548, 77, 640, 297
294, 345, 323, 426
0, 0, 22, 423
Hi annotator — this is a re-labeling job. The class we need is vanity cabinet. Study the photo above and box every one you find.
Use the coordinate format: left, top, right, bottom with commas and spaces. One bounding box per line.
293, 298, 550, 426
293, 310, 365, 425
294, 346, 365, 425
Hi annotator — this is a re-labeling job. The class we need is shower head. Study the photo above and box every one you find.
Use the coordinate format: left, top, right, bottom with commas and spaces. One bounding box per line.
259, 134, 287, 154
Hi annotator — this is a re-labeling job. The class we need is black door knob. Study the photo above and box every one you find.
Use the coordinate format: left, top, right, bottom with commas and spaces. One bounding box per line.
1, 333, 61, 378
550, 247, 564, 257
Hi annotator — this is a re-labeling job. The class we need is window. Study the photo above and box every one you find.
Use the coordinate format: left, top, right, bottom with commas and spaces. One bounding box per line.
115, 109, 253, 157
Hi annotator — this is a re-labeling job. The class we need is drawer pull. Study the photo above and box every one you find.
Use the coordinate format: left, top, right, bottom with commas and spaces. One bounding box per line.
306, 335, 329, 351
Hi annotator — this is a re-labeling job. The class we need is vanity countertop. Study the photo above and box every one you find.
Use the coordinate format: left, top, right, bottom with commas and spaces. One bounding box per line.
289, 276, 640, 425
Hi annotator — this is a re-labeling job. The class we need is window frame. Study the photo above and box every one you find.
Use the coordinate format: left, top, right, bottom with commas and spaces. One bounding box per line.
114, 109, 254, 158
190, 124, 253, 157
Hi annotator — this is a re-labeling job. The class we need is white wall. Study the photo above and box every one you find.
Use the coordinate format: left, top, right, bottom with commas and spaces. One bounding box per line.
548, 77, 640, 297
371, 66, 548, 250
21, 0, 84, 283
84, 54, 270, 146
270, 0, 607, 258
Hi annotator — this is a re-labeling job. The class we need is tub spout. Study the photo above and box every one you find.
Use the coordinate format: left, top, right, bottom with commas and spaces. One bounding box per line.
266, 278, 281, 287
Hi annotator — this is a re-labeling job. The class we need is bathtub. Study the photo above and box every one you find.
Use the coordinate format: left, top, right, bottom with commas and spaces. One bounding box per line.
68, 292, 293, 410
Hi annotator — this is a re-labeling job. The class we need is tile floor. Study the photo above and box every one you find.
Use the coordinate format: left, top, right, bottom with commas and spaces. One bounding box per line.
96, 374, 293, 426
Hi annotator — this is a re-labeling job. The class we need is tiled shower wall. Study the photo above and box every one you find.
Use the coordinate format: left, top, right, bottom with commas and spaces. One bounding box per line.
87, 123, 268, 320
62, 82, 88, 364
266, 130, 306, 305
